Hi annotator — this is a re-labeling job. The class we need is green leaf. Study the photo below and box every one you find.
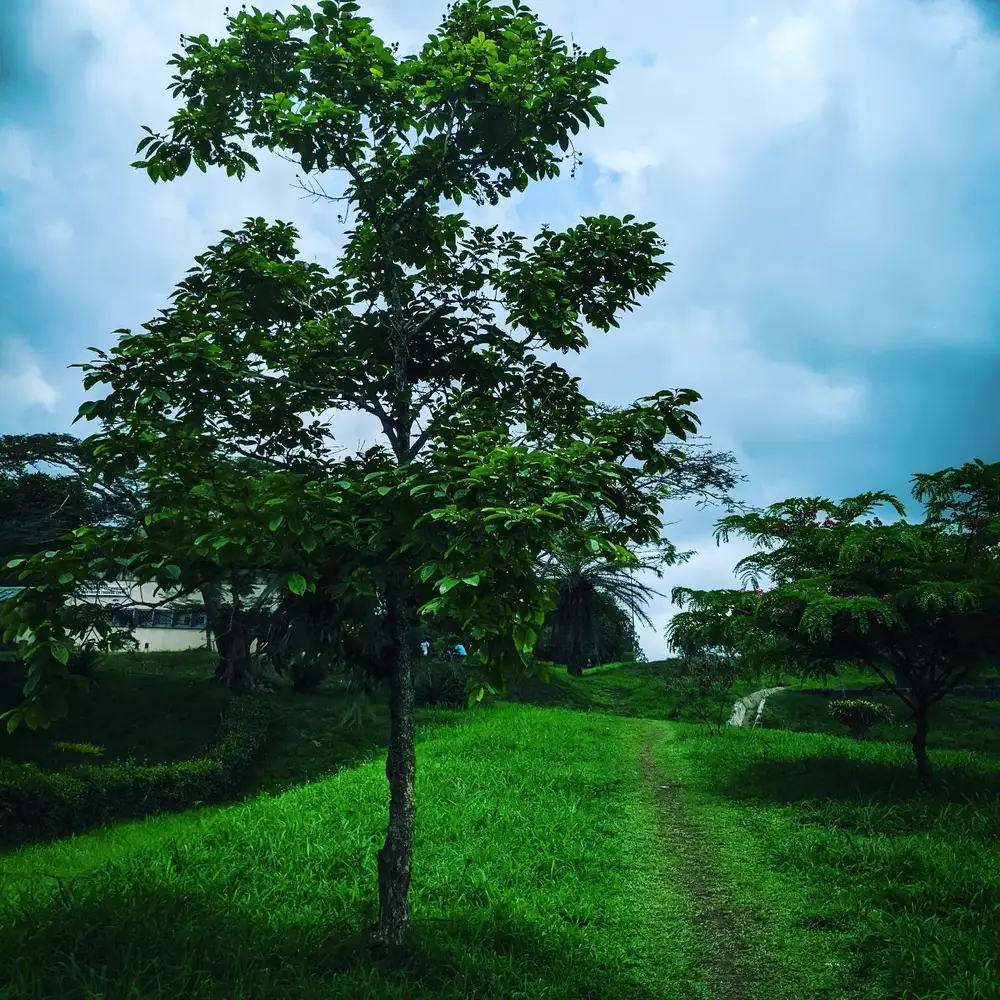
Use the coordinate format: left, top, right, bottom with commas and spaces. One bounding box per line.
438, 577, 460, 594
462, 574, 480, 586
586, 538, 600, 553
287, 573, 307, 596
51, 643, 70, 666
419, 563, 438, 582
269, 515, 284, 531
164, 564, 182, 579
153, 389, 172, 404
5, 558, 25, 569
58, 573, 75, 585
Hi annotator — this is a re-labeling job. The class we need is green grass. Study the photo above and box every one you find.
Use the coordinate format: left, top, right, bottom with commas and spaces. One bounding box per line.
2, 651, 999, 999
1, 703, 706, 1000
760, 688, 1000, 756
650, 726, 1000, 1000
0, 648, 230, 769
501, 657, 761, 724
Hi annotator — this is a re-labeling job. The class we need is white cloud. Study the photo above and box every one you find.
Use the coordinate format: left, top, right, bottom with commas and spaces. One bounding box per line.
1, 0, 998, 647
0, 340, 59, 415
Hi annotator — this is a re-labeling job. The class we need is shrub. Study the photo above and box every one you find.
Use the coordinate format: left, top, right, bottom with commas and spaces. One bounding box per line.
288, 656, 329, 694
414, 659, 468, 709
0, 693, 271, 851
67, 644, 101, 686
828, 698, 895, 739
667, 653, 743, 734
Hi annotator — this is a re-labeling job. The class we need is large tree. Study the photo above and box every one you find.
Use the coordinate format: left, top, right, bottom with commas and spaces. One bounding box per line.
1, 1, 705, 949
668, 460, 1000, 788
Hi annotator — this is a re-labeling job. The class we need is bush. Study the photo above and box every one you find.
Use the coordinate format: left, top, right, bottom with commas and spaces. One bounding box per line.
67, 644, 101, 685
0, 692, 271, 851
414, 659, 468, 709
288, 657, 329, 694
828, 698, 895, 739
666, 653, 744, 734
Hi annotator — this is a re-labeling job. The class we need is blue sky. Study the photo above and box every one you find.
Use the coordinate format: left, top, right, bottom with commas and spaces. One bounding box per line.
1, 0, 998, 658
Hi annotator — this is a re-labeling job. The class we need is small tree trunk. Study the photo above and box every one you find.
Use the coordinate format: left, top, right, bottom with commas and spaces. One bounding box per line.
912, 702, 933, 790
202, 583, 254, 691
373, 573, 416, 951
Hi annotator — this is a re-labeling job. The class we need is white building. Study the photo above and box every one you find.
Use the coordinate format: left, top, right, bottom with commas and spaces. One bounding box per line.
1, 580, 213, 654
76, 580, 214, 653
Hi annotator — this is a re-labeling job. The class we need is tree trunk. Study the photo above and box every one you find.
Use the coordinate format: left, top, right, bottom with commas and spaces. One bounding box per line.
912, 702, 933, 790
372, 572, 416, 951
201, 582, 254, 691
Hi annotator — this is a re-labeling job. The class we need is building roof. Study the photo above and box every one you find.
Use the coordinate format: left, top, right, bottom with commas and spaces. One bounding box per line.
0, 586, 25, 602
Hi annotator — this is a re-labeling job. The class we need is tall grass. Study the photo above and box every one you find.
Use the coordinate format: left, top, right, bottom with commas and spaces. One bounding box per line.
0, 704, 706, 1000
2, 652, 998, 999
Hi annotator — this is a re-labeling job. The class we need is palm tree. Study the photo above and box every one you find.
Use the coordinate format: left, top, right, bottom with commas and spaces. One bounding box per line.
535, 544, 669, 676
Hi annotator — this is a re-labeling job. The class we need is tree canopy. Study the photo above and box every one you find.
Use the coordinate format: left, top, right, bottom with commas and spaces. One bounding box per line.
667, 460, 1000, 788
0, 0, 706, 949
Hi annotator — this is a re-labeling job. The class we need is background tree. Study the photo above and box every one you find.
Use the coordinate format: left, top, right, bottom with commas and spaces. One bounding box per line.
0, 434, 142, 582
1, 0, 705, 950
668, 461, 1000, 788
529, 423, 744, 673
534, 542, 677, 674
0, 433, 286, 689
592, 588, 645, 663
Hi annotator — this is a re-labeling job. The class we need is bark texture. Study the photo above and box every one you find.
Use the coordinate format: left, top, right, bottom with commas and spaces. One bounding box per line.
912, 702, 933, 790
201, 582, 255, 690
373, 572, 417, 949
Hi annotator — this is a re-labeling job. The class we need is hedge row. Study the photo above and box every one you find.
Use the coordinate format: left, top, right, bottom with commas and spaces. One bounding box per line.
0, 693, 272, 852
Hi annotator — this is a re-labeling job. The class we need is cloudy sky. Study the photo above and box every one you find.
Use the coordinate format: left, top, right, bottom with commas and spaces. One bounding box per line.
1, 0, 998, 659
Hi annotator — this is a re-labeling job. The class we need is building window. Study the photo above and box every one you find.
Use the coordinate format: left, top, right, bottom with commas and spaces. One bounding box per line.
106, 606, 208, 629
133, 609, 154, 628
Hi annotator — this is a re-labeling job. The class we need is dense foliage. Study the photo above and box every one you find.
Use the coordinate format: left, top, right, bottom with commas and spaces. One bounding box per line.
668, 459, 1000, 787
0, 0, 705, 948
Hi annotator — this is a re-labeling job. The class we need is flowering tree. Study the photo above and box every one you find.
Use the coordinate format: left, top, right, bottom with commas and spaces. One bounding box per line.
668, 462, 1000, 788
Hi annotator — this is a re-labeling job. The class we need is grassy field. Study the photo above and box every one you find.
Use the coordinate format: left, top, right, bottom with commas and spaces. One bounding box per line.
1, 651, 998, 999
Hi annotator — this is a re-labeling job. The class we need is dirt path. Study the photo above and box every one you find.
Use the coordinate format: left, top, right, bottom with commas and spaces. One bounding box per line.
638, 730, 764, 1000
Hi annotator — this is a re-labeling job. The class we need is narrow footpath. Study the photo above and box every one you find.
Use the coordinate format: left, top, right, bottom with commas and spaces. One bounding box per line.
638, 730, 764, 1000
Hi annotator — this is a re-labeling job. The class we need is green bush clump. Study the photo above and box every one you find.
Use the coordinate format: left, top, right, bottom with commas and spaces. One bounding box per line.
0, 693, 271, 851
828, 697, 895, 739
414, 659, 469, 710
288, 657, 329, 694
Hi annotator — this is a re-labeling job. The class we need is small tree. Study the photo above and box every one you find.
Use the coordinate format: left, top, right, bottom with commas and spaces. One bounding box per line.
534, 541, 676, 674
666, 589, 790, 732
828, 698, 895, 740
669, 462, 1000, 789
667, 653, 741, 733
0, 0, 704, 951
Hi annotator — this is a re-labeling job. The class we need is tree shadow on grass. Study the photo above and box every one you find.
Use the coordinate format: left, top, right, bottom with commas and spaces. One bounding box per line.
2, 881, 671, 1000
244, 692, 475, 799
0, 670, 232, 768
698, 749, 1000, 809
496, 676, 597, 713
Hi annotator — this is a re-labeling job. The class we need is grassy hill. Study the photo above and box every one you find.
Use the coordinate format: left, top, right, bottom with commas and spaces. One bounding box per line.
1, 651, 998, 1000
